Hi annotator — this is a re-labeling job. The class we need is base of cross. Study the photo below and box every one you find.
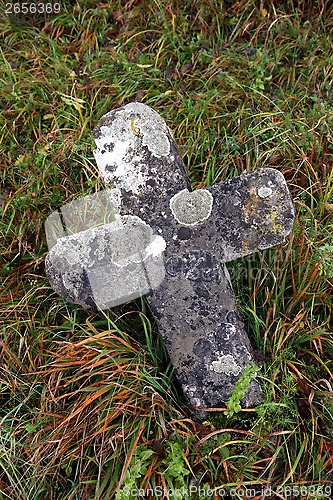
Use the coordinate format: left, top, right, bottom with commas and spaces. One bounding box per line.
148, 251, 264, 418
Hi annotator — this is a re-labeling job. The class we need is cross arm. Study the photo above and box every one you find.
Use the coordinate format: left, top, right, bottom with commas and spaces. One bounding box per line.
205, 168, 295, 263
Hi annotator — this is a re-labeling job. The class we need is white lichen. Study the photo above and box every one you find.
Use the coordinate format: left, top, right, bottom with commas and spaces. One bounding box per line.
169, 188, 214, 226
93, 103, 171, 194
51, 213, 167, 309
258, 186, 273, 198
105, 187, 122, 212
146, 234, 166, 258
210, 354, 242, 376
50, 215, 166, 269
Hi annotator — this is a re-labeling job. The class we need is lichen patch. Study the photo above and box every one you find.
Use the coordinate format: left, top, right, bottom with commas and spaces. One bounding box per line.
169, 188, 213, 226
258, 186, 273, 198
93, 103, 171, 194
146, 235, 166, 258
210, 354, 242, 375
110, 215, 166, 266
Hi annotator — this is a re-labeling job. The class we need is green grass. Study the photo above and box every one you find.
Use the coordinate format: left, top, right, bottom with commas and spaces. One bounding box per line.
1, 0, 333, 498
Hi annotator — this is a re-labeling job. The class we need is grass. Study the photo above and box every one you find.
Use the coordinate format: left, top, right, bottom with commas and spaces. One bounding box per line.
1, 0, 333, 498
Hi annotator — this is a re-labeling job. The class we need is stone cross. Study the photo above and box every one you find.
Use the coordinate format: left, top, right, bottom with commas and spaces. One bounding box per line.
45, 103, 294, 412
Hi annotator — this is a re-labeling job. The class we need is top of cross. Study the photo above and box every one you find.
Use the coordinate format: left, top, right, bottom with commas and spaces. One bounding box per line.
45, 102, 294, 310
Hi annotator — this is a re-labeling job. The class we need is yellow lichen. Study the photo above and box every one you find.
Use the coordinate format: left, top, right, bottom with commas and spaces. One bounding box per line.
130, 116, 141, 136
242, 240, 258, 253
268, 210, 283, 233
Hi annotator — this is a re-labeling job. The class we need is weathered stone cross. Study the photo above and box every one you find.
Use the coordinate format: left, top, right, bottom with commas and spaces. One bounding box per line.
45, 103, 294, 412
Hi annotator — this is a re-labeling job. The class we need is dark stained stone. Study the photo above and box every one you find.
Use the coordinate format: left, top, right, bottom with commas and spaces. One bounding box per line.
45, 102, 295, 416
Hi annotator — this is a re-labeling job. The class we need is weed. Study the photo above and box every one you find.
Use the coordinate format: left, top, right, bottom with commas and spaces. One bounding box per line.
225, 364, 261, 417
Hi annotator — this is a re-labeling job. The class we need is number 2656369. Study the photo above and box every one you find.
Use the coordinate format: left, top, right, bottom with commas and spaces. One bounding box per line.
6, 3, 61, 14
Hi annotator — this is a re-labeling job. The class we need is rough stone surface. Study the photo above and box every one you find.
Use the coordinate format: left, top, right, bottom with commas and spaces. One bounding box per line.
45, 102, 295, 413
46, 215, 166, 308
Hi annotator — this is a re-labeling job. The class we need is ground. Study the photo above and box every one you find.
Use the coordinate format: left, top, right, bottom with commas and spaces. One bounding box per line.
0, 1, 333, 499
